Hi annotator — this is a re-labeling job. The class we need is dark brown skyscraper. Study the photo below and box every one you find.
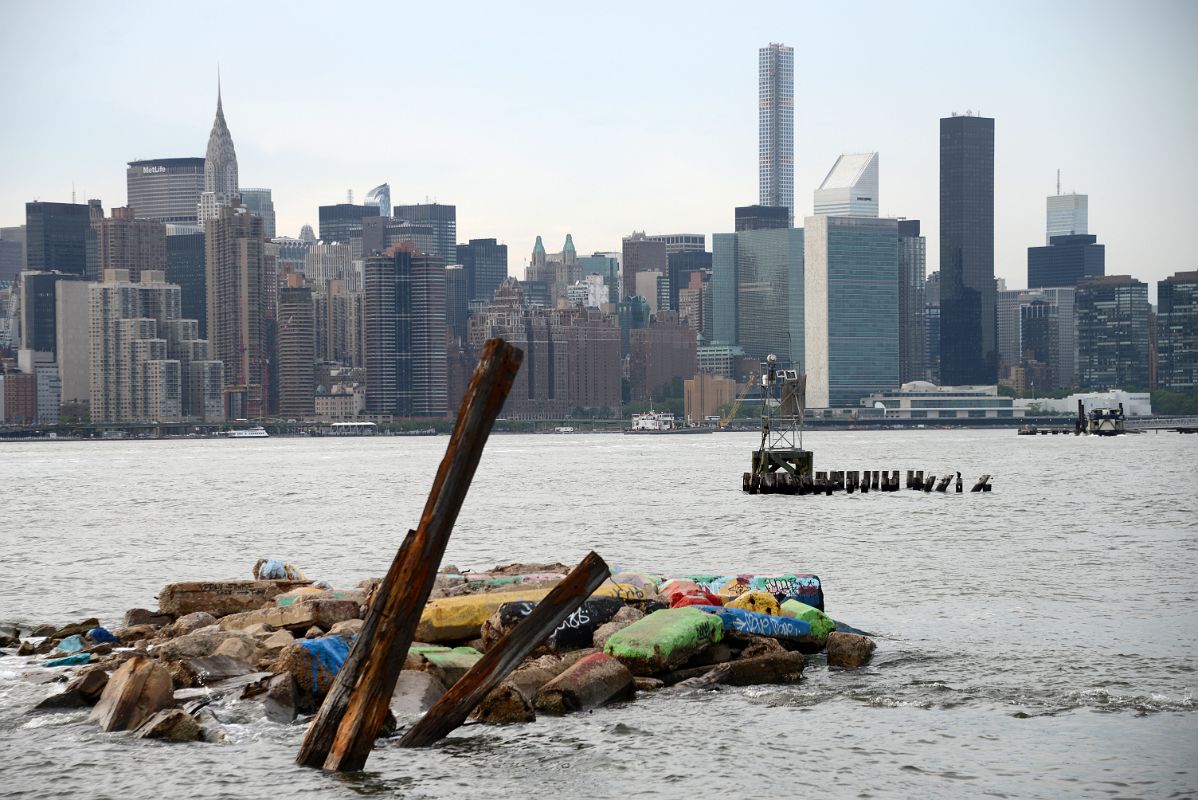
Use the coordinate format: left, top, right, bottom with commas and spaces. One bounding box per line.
98, 206, 166, 283
277, 283, 315, 418
621, 232, 667, 302
205, 204, 270, 419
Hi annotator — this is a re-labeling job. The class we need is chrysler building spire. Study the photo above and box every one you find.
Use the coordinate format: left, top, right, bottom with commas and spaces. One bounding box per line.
197, 73, 240, 229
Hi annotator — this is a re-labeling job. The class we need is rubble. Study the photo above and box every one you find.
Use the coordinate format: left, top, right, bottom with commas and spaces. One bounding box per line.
3, 558, 876, 748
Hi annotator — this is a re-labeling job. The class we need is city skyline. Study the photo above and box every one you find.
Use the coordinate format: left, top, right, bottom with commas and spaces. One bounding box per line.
1, 1, 1196, 302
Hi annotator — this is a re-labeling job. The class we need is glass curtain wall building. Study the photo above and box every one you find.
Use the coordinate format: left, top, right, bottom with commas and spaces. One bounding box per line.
804, 216, 899, 407
712, 226, 804, 367
939, 113, 996, 385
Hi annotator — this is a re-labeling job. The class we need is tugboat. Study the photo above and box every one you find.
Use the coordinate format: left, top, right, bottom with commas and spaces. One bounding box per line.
1076, 400, 1125, 436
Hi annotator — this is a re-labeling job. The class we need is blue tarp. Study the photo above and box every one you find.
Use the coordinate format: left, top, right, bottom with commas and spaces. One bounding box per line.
54, 634, 85, 654
46, 652, 91, 668
259, 559, 305, 580
87, 626, 117, 644
296, 635, 350, 693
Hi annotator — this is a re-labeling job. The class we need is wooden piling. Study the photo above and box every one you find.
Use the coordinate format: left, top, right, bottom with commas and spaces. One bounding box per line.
914, 470, 924, 490
296, 338, 523, 773
398, 552, 610, 747
923, 474, 935, 492
906, 470, 914, 489
859, 471, 869, 493
955, 472, 963, 493
870, 471, 880, 490
971, 474, 991, 492
888, 470, 899, 491
935, 474, 951, 492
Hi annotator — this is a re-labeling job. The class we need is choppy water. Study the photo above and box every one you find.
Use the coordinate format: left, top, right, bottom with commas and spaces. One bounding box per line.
1, 430, 1195, 799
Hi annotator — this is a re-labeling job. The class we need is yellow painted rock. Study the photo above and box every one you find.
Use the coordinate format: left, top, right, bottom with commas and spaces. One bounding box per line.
591, 583, 655, 602
727, 591, 780, 616
416, 589, 553, 642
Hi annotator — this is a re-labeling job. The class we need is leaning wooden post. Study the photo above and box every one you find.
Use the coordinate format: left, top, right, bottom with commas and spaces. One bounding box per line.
398, 551, 611, 748
296, 337, 523, 773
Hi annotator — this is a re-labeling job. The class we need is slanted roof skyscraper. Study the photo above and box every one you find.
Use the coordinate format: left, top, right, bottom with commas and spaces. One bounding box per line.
814, 153, 879, 218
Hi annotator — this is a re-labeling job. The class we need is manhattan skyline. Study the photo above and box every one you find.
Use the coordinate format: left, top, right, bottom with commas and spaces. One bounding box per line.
1, 1, 1195, 299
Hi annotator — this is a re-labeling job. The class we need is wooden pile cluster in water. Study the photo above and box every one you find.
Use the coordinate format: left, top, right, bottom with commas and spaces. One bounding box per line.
746, 469, 993, 494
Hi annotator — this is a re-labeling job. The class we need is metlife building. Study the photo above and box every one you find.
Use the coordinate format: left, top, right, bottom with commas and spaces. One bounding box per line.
126, 157, 205, 224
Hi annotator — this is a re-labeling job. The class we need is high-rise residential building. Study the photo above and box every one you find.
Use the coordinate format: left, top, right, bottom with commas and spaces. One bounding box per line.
1157, 270, 1198, 393
97, 207, 166, 283
939, 113, 996, 385
165, 232, 207, 339
645, 234, 705, 255
712, 226, 804, 367
759, 42, 795, 224
1027, 234, 1105, 289
205, 204, 270, 419
25, 201, 91, 275
1, 225, 27, 283
88, 269, 221, 423
362, 249, 448, 418
196, 84, 239, 230
629, 311, 697, 401
567, 274, 608, 309
365, 184, 391, 218
666, 250, 712, 313
445, 264, 469, 343
126, 158, 205, 224
0, 371, 37, 425
1019, 298, 1059, 390
925, 271, 941, 383
319, 203, 380, 247
20, 271, 83, 354
678, 271, 709, 340
468, 290, 621, 418
622, 232, 667, 302
53, 279, 90, 404
393, 203, 456, 265
898, 220, 927, 384
277, 283, 315, 418
456, 238, 509, 303
996, 288, 1026, 375
362, 217, 436, 260
239, 189, 276, 239
813, 153, 879, 218
1047, 192, 1088, 243
804, 215, 899, 407
997, 287, 1078, 388
735, 205, 790, 231
577, 253, 620, 305
1076, 275, 1150, 390
313, 279, 362, 368
303, 242, 355, 286
17, 349, 60, 425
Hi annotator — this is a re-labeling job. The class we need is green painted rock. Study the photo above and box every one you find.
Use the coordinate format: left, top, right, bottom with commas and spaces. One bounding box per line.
603, 608, 724, 676
420, 646, 483, 686
781, 599, 836, 643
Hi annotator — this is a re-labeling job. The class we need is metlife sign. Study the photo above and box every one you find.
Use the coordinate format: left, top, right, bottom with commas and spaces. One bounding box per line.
142, 165, 167, 174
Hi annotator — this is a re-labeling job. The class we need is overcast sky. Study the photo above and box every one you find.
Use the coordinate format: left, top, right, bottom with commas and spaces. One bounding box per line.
2, 0, 1195, 298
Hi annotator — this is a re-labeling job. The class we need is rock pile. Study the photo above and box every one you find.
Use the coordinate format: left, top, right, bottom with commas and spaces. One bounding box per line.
3, 561, 875, 744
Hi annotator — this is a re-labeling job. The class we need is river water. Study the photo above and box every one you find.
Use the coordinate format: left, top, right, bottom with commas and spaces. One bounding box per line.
0, 430, 1195, 798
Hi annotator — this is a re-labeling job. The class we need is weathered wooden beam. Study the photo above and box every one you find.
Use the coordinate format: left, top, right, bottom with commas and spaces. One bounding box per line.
296, 337, 523, 773
397, 551, 611, 748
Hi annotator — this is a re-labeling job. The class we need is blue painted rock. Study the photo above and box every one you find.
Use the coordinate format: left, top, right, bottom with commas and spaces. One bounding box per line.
692, 606, 821, 651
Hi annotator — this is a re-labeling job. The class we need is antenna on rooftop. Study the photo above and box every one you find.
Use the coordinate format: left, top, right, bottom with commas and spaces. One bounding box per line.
72, 181, 76, 204
1056, 169, 1061, 196
347, 189, 354, 204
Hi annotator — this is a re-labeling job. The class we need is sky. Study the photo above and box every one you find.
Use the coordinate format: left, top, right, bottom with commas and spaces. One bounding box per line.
2, 0, 1196, 299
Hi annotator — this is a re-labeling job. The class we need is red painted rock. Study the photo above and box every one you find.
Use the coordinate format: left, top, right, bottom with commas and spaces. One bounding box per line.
89, 656, 174, 732
534, 652, 635, 715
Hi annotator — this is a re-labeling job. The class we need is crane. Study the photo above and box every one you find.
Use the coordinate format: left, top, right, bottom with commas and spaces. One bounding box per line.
719, 373, 758, 429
